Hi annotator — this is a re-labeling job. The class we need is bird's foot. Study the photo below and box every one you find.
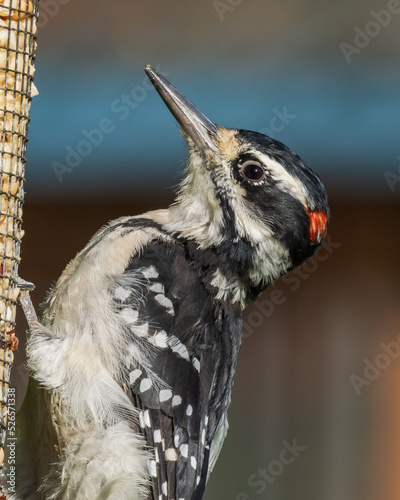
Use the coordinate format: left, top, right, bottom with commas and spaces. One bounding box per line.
17, 278, 39, 330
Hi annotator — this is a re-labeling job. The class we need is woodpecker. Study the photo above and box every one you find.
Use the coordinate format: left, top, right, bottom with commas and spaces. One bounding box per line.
15, 65, 329, 500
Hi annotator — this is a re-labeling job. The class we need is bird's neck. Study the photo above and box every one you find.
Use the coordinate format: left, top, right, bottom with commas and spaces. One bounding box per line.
144, 204, 291, 308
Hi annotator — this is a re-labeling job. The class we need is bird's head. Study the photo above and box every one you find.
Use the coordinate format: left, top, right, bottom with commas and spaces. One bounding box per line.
145, 65, 329, 302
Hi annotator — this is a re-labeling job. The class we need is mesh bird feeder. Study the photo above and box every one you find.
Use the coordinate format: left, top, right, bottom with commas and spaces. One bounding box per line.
0, 0, 39, 495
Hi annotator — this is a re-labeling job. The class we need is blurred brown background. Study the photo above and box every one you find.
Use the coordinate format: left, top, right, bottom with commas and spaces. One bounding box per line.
13, 1, 400, 499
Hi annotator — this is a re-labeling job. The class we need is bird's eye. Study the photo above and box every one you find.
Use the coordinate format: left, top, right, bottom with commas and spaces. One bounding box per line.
241, 161, 265, 182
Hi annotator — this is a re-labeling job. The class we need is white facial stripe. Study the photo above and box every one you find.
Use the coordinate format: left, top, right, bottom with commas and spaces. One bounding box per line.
160, 141, 306, 263
163, 150, 298, 253
248, 150, 308, 207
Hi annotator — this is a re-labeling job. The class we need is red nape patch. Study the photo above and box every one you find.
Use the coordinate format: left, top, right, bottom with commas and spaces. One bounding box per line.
308, 209, 328, 244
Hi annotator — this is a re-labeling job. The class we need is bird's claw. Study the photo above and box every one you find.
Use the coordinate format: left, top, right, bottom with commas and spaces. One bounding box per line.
16, 278, 36, 291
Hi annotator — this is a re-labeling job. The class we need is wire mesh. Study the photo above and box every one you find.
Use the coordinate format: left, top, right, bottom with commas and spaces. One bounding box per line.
0, 0, 39, 495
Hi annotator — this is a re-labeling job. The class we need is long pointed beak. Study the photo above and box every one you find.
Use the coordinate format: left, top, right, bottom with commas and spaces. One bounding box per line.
145, 65, 218, 154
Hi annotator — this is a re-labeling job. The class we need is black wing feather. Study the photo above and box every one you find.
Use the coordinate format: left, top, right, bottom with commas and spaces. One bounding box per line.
113, 233, 242, 499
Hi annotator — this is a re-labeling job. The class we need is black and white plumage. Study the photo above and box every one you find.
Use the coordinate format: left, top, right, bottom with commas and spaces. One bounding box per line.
15, 66, 329, 500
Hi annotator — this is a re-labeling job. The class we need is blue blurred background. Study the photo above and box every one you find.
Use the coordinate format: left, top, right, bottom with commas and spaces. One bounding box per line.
14, 1, 400, 499
26, 0, 400, 199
